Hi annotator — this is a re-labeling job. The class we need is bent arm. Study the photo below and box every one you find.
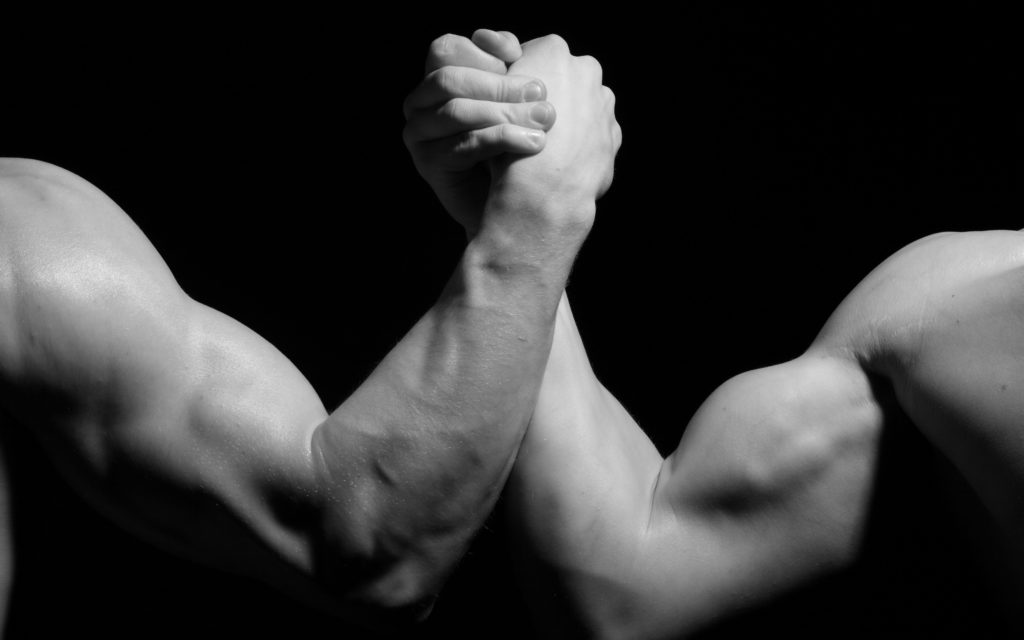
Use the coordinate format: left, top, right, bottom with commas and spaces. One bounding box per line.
506, 293, 884, 638
310, 200, 583, 612
0, 158, 580, 626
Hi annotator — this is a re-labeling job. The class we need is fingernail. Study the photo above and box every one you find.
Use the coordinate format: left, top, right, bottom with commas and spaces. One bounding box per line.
530, 102, 552, 125
525, 130, 545, 148
523, 82, 544, 102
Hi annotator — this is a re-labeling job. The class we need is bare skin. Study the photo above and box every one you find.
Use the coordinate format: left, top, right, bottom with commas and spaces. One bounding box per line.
425, 34, 1024, 640
502, 232, 1024, 638
0, 32, 618, 634
9, 29, 1011, 640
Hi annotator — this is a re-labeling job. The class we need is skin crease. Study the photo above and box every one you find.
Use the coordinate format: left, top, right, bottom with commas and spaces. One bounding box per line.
422, 36, 1024, 640
0, 31, 618, 636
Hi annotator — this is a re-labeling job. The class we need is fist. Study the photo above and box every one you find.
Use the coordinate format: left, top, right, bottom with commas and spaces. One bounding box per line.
403, 30, 556, 235
487, 35, 621, 235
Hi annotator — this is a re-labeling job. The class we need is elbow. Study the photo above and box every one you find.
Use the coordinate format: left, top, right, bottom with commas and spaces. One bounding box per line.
310, 514, 445, 631
308, 549, 442, 633
560, 592, 673, 640
575, 589, 662, 640
339, 571, 440, 634
308, 420, 466, 630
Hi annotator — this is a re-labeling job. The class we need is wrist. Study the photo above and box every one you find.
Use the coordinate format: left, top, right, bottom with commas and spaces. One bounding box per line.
477, 188, 595, 250
454, 224, 571, 314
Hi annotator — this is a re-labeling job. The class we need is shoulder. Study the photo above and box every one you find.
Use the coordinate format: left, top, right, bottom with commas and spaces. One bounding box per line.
0, 157, 177, 300
0, 157, 88, 183
0, 157, 192, 426
0, 156, 165, 256
0, 163, 330, 593
812, 229, 1024, 371
0, 157, 108, 217
0, 156, 187, 319
0, 156, 84, 189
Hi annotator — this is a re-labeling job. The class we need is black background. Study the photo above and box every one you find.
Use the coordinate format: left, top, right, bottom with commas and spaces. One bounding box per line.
1, 7, 1020, 638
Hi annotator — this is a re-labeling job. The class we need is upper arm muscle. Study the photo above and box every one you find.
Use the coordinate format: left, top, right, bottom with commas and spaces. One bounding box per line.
0, 159, 328, 585
635, 354, 883, 636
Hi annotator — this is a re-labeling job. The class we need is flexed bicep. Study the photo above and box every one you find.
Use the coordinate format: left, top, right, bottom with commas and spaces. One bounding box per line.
0, 159, 334, 601
507, 289, 885, 638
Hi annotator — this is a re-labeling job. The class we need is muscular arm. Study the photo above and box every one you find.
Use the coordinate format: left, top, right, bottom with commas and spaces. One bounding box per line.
506, 291, 886, 638
310, 187, 583, 611
0, 29, 619, 629
0, 147, 576, 626
508, 229, 1024, 637
396, 35, 882, 634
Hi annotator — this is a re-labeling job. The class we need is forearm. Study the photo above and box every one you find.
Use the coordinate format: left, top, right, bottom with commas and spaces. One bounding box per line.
305, 26, 617, 618
505, 293, 665, 637
310, 210, 586, 610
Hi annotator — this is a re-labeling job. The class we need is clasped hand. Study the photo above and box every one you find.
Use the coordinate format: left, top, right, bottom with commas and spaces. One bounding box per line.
403, 29, 621, 238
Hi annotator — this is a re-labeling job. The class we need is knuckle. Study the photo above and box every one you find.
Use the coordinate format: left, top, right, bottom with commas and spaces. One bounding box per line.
603, 85, 616, 106
437, 98, 462, 121
497, 30, 520, 46
580, 55, 603, 79
538, 33, 569, 52
423, 68, 444, 91
428, 33, 456, 59
401, 122, 416, 147
401, 93, 416, 119
429, 67, 460, 97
